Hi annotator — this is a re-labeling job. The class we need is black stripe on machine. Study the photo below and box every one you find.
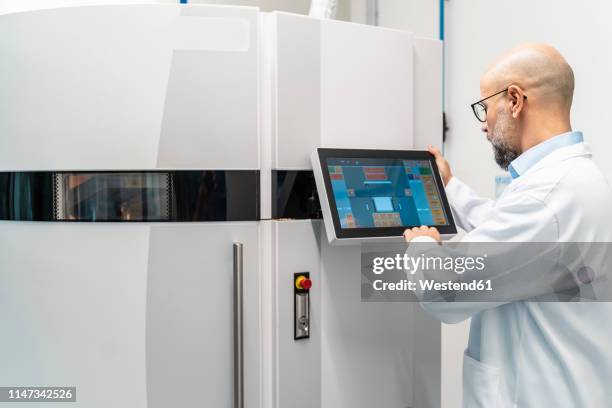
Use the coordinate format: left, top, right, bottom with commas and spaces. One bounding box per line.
0, 171, 260, 222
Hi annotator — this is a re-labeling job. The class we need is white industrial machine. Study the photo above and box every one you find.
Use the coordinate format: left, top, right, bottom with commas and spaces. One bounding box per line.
0, 3, 457, 407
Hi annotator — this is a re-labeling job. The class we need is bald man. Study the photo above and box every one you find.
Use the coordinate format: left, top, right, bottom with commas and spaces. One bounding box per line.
404, 44, 612, 406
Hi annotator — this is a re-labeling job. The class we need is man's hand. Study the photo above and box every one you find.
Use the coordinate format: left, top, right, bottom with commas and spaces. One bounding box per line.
428, 145, 453, 186
403, 226, 441, 243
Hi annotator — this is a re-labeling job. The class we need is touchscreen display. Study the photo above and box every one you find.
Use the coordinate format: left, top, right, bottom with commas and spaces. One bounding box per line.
326, 157, 449, 229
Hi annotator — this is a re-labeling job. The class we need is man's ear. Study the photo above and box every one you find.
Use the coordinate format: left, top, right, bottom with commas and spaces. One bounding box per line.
507, 85, 526, 118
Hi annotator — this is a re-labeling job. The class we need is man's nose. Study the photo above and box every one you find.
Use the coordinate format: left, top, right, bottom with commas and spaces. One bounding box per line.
481, 123, 488, 133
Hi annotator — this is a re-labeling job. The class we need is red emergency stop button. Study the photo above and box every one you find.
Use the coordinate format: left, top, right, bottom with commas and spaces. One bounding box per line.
295, 275, 312, 290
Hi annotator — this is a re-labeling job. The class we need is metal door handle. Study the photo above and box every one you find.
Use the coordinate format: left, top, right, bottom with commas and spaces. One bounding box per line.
233, 242, 244, 408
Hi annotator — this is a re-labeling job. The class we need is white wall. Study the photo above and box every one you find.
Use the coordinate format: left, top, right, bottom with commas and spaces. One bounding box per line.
378, 0, 438, 39
351, 0, 439, 38
445, 0, 612, 197
0, 0, 351, 19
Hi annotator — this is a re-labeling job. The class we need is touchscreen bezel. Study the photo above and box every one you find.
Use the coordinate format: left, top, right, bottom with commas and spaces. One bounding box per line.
316, 148, 457, 239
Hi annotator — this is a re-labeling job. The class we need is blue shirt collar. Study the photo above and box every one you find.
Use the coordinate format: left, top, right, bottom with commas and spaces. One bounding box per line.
508, 131, 584, 179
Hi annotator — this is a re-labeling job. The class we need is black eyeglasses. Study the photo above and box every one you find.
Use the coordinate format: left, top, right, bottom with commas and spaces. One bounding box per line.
470, 88, 528, 123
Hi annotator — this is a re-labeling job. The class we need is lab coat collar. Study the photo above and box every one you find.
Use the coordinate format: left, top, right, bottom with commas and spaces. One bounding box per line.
520, 139, 592, 178
508, 131, 584, 179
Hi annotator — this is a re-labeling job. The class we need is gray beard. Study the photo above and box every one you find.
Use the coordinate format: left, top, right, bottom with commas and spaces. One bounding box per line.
489, 112, 520, 171
491, 139, 520, 170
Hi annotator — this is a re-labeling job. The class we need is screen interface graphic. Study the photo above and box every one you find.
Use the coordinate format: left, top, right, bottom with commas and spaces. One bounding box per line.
327, 157, 449, 229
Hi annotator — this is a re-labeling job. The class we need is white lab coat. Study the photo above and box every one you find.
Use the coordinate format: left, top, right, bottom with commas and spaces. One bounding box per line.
420, 142, 612, 407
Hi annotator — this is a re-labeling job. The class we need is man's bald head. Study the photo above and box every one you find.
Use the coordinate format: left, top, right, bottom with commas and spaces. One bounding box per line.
478, 44, 576, 170
481, 43, 574, 112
